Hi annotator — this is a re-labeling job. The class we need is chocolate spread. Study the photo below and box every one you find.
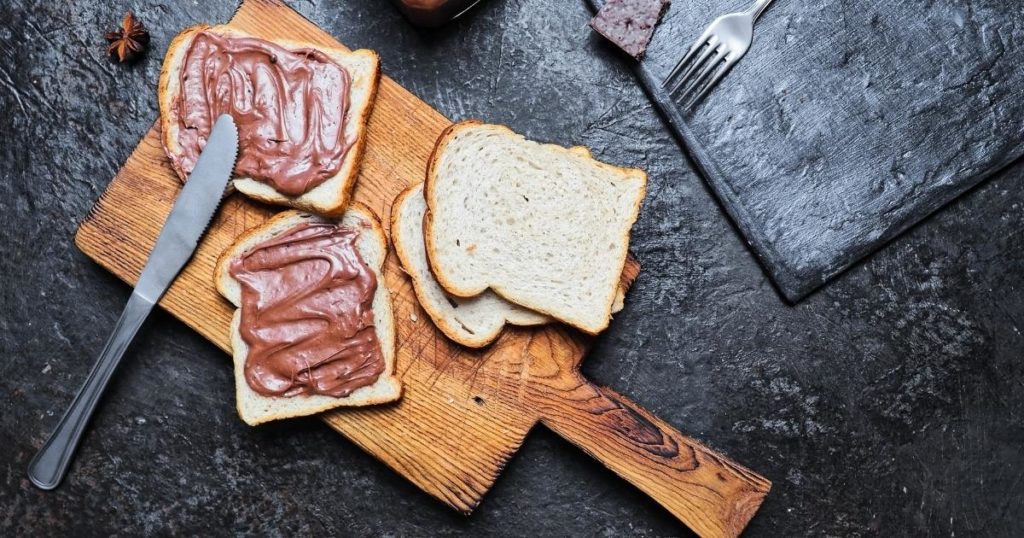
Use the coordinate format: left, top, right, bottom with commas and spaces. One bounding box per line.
171, 31, 353, 196
229, 221, 385, 398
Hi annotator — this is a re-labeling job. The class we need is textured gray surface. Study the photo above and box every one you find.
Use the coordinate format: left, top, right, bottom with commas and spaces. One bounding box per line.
2, 0, 1023, 536
634, 0, 1024, 300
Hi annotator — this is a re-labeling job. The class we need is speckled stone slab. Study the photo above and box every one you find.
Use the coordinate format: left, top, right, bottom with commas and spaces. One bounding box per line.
590, 0, 1024, 301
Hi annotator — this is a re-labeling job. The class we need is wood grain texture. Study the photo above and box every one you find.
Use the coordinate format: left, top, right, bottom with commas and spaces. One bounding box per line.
73, 0, 770, 535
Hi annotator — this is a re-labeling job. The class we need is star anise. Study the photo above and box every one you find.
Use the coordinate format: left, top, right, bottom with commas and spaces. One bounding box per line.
105, 11, 150, 63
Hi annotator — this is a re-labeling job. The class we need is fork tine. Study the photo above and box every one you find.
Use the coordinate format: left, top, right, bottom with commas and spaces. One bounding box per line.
676, 47, 728, 102
663, 27, 717, 86
663, 42, 702, 86
685, 58, 734, 108
667, 38, 724, 94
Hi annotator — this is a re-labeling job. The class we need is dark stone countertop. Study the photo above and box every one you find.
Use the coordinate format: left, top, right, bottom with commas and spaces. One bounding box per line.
2, 0, 1022, 536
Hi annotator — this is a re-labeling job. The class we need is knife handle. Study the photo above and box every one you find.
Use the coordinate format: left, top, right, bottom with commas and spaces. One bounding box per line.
28, 292, 154, 490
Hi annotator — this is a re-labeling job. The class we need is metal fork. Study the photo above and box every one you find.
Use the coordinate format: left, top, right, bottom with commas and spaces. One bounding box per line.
663, 0, 776, 109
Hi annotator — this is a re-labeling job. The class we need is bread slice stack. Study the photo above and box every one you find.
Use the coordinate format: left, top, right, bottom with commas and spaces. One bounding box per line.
393, 184, 552, 347
215, 206, 402, 425
392, 121, 646, 344
160, 24, 380, 216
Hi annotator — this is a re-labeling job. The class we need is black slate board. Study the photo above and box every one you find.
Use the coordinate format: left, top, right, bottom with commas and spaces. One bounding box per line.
588, 0, 1024, 301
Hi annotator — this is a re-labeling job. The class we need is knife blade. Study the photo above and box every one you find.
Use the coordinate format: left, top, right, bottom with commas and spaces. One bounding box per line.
27, 114, 239, 490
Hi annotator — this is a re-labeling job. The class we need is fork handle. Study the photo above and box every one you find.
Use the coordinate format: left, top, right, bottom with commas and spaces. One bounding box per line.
747, 0, 775, 21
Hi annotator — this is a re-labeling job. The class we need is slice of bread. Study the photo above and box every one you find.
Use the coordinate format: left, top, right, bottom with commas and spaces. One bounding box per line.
215, 205, 401, 425
160, 24, 380, 217
423, 121, 646, 335
391, 183, 629, 347
392, 183, 550, 347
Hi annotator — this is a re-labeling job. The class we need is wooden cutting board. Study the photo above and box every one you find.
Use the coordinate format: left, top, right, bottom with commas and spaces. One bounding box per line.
74, 1, 770, 535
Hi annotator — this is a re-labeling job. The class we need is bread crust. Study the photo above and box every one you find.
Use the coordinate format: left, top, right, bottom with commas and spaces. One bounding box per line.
159, 25, 380, 217
214, 205, 401, 425
391, 183, 550, 348
422, 121, 647, 335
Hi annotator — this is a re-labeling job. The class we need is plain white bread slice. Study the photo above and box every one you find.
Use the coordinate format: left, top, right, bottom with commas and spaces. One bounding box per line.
214, 205, 401, 426
392, 183, 549, 347
423, 121, 646, 335
391, 183, 628, 347
160, 24, 380, 217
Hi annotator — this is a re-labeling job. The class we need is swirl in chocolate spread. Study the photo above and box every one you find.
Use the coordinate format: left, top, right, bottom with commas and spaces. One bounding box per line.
172, 31, 352, 196
229, 221, 384, 398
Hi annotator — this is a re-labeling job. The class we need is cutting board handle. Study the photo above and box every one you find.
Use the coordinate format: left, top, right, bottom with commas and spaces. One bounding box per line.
537, 377, 771, 538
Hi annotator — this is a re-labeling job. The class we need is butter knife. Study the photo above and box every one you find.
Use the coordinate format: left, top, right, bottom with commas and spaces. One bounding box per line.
28, 115, 239, 490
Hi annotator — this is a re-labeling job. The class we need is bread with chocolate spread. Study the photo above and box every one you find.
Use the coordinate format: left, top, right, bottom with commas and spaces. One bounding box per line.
215, 205, 401, 425
160, 24, 380, 216
423, 121, 646, 335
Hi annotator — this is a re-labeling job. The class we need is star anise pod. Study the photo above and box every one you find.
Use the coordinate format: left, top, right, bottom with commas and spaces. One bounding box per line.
105, 11, 150, 63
